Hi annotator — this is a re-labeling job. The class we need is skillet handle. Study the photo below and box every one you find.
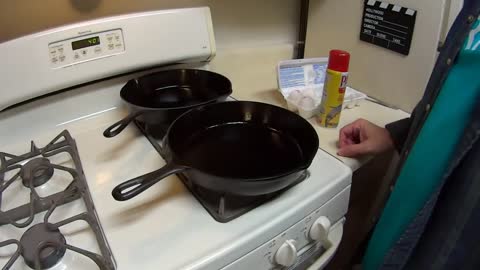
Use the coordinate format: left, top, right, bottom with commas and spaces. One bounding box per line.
103, 111, 144, 138
112, 163, 187, 201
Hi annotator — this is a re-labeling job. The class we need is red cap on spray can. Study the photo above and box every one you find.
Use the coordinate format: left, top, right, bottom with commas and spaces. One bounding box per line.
327, 50, 350, 72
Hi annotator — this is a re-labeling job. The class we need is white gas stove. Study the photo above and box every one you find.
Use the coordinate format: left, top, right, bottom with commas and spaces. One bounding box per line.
0, 7, 352, 270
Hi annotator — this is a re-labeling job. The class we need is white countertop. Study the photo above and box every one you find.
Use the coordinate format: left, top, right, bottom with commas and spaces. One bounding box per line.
231, 87, 410, 171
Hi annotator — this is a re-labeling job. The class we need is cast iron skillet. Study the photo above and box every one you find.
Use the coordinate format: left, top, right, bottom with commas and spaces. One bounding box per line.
112, 101, 319, 201
103, 69, 232, 138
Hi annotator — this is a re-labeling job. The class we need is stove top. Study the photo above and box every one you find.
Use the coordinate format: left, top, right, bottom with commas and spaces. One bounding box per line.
0, 130, 115, 270
135, 121, 309, 223
0, 68, 351, 270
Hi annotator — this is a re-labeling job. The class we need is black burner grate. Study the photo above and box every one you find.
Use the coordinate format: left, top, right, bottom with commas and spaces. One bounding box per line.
0, 130, 116, 270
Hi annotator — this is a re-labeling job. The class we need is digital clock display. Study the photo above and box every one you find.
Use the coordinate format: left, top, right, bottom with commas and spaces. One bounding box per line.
71, 36, 100, 50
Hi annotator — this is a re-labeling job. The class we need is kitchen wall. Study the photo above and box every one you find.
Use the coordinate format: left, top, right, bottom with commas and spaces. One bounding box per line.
0, 0, 301, 96
305, 0, 450, 112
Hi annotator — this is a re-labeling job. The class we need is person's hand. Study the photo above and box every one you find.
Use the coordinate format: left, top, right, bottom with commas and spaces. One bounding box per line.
337, 118, 394, 157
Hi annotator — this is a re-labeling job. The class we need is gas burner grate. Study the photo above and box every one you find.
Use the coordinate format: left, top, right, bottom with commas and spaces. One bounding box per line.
0, 130, 115, 270
181, 171, 308, 223
135, 120, 308, 223
0, 131, 82, 227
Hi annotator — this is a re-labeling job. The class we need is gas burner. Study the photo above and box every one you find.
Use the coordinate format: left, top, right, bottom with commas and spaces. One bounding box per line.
20, 223, 67, 269
21, 158, 54, 188
0, 130, 116, 270
0, 132, 81, 228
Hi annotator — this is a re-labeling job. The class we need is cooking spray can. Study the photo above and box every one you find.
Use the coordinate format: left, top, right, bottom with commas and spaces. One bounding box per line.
317, 50, 350, 128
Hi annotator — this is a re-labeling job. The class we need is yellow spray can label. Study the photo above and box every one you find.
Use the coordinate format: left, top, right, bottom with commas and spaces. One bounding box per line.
317, 70, 348, 128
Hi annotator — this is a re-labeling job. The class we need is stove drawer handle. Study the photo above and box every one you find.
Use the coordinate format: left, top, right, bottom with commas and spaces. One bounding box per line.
103, 111, 144, 138
112, 163, 187, 201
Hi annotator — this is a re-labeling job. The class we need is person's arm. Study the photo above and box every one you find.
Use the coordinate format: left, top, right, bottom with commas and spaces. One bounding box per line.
384, 101, 419, 152
385, 118, 412, 152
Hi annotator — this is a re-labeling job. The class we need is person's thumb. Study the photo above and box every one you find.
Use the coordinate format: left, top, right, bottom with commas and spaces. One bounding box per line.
337, 143, 369, 157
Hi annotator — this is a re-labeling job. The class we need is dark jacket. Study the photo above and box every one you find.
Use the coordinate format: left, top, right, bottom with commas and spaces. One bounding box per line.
378, 1, 480, 269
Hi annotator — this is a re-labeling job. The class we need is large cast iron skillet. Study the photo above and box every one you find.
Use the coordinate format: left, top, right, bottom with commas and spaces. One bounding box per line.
112, 101, 319, 201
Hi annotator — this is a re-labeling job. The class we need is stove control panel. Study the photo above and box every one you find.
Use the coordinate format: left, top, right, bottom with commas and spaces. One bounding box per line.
222, 187, 349, 270
48, 29, 125, 68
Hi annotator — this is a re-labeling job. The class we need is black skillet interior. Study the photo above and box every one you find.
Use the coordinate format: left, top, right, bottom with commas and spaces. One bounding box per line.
168, 101, 319, 180
121, 69, 232, 109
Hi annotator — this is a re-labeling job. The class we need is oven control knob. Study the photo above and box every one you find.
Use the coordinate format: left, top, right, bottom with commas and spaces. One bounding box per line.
309, 216, 331, 242
274, 239, 297, 267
